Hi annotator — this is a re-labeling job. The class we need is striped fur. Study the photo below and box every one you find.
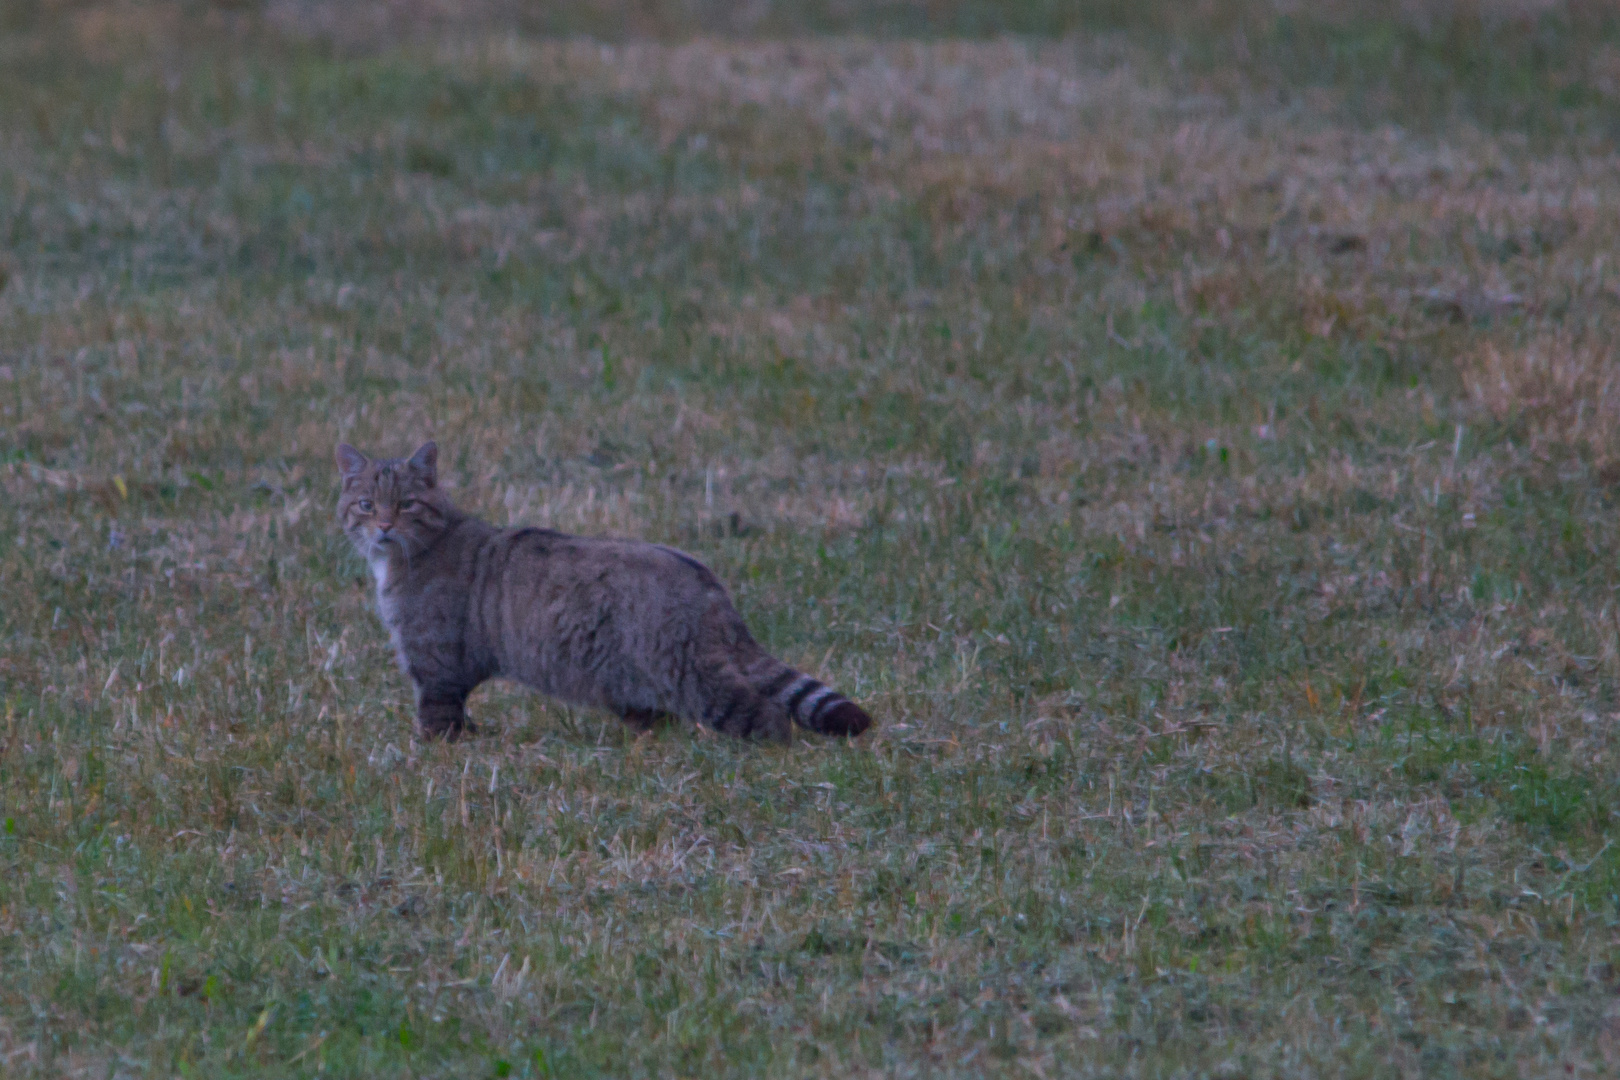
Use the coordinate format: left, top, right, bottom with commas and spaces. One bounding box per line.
336, 441, 873, 743
753, 667, 871, 736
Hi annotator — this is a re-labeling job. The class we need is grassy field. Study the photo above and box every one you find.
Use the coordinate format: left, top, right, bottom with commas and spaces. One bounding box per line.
7, 1, 1620, 1075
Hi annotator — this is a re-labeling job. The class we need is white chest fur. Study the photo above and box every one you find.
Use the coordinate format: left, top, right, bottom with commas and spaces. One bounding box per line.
370, 554, 398, 622
370, 553, 408, 670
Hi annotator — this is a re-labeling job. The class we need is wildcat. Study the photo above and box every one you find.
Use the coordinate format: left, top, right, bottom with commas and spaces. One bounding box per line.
335, 441, 872, 743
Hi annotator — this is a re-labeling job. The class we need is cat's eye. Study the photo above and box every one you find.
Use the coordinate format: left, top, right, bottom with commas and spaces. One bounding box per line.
399, 498, 418, 511
357, 499, 375, 513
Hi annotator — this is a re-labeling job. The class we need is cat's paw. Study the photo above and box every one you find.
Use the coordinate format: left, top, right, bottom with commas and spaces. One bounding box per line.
417, 717, 478, 742
620, 708, 674, 734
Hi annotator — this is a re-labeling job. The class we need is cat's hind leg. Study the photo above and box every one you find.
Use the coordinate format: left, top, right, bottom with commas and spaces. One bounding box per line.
415, 684, 476, 742
695, 669, 791, 743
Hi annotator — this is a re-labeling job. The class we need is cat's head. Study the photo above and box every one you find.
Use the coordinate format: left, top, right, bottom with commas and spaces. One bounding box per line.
335, 441, 455, 559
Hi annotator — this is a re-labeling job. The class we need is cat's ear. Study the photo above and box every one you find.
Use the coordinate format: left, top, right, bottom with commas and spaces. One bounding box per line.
408, 441, 438, 485
335, 443, 368, 480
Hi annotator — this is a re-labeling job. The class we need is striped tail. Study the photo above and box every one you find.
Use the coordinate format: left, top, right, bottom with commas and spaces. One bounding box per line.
755, 665, 872, 737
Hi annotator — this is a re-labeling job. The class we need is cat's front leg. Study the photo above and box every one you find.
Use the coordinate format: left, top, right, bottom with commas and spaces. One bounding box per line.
415, 682, 476, 742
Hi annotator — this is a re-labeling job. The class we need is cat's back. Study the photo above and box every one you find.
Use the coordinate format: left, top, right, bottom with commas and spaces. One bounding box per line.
484, 525, 724, 599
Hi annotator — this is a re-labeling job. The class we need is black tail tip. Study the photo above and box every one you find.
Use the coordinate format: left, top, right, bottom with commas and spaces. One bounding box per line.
820, 701, 873, 738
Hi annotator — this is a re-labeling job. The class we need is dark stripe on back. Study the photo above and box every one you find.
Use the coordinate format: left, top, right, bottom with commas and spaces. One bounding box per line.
786, 680, 822, 715
759, 670, 800, 699
508, 527, 563, 544
807, 692, 843, 726
655, 545, 719, 583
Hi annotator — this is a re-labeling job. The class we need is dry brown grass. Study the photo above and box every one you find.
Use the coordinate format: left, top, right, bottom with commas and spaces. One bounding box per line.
1465, 336, 1620, 468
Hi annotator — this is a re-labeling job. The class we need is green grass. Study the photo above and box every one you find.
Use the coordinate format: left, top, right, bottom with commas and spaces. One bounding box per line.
6, 1, 1620, 1075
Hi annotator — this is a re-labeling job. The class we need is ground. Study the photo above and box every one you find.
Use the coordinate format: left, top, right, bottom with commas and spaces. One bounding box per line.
4, 1, 1620, 1076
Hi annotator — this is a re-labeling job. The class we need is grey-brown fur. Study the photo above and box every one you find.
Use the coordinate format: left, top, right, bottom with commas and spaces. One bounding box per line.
335, 441, 873, 743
